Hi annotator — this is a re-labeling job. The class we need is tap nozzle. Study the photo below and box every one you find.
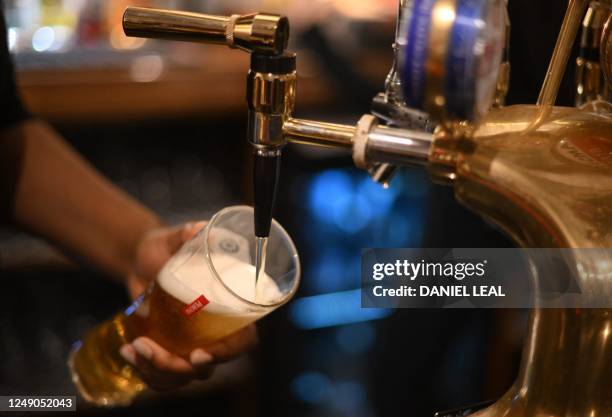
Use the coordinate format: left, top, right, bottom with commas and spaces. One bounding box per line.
254, 148, 282, 238
247, 52, 297, 238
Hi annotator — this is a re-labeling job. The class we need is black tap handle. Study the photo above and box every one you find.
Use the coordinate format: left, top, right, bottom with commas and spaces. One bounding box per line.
254, 149, 281, 238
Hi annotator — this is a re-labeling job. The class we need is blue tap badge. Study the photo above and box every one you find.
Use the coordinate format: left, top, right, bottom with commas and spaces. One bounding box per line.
399, 0, 505, 121
400, 0, 437, 113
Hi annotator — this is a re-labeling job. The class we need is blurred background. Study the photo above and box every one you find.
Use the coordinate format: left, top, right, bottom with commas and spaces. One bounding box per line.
0, 0, 579, 416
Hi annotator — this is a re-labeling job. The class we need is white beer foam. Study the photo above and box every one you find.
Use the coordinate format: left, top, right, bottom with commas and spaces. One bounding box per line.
158, 252, 282, 314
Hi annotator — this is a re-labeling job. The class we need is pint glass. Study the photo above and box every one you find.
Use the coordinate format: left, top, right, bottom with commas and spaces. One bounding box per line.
68, 206, 300, 406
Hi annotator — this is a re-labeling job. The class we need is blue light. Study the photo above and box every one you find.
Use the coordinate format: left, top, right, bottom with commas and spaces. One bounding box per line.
335, 322, 376, 355
308, 169, 353, 223
333, 192, 372, 233
289, 289, 392, 330
332, 381, 366, 412
309, 169, 381, 234
308, 249, 354, 293
308, 169, 417, 236
384, 212, 414, 246
124, 303, 137, 316
290, 371, 332, 404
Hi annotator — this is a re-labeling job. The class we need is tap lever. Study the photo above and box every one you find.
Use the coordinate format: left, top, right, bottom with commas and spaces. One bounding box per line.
123, 6, 289, 55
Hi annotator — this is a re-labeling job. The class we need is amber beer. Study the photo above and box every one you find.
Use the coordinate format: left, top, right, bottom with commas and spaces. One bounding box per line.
70, 254, 285, 406
71, 296, 245, 403
68, 308, 146, 406
69, 277, 262, 405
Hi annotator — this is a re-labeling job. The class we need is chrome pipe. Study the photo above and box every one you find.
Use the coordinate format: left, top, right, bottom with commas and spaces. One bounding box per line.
283, 118, 355, 148
367, 125, 433, 166
283, 117, 433, 167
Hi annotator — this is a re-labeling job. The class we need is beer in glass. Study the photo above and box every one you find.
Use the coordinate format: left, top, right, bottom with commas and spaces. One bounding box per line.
68, 206, 300, 406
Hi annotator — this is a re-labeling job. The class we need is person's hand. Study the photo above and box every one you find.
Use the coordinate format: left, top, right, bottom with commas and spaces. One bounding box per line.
119, 324, 258, 391
119, 222, 258, 391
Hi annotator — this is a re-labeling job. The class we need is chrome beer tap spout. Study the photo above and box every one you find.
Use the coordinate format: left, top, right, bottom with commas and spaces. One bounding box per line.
247, 52, 297, 282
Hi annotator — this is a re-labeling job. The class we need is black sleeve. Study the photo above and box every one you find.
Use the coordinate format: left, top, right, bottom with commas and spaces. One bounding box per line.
0, 8, 30, 223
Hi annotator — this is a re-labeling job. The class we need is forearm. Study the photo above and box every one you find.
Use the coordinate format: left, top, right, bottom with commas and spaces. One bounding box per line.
9, 119, 161, 279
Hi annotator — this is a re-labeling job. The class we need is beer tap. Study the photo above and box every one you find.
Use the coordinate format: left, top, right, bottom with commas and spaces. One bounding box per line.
124, 7, 295, 276
122, 5, 434, 243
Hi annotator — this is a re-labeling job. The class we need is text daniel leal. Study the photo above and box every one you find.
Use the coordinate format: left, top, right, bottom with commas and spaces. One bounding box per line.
372, 285, 506, 297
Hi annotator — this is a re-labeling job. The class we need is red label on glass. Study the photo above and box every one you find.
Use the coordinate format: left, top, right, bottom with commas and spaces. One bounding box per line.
182, 295, 209, 317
